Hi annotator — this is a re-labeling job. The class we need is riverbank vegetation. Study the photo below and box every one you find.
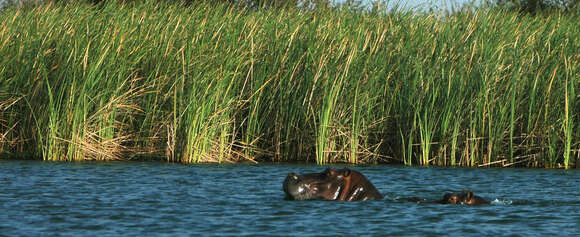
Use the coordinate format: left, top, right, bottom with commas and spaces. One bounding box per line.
0, 0, 578, 168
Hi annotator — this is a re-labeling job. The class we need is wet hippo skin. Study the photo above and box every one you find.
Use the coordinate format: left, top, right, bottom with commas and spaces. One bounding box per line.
457, 190, 489, 205
408, 190, 489, 205
283, 168, 383, 201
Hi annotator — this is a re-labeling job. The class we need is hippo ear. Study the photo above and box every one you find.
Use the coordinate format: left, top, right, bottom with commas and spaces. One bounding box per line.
466, 190, 474, 200
343, 168, 351, 177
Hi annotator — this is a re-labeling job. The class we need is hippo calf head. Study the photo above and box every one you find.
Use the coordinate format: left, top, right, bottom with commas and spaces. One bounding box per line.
282, 168, 383, 201
460, 190, 489, 205
440, 190, 489, 205
441, 193, 463, 204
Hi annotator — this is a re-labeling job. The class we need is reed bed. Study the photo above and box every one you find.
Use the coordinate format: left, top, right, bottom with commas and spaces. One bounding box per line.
0, 1, 578, 168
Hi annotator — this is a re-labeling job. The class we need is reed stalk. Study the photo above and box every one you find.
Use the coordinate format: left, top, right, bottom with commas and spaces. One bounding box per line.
0, 1, 577, 168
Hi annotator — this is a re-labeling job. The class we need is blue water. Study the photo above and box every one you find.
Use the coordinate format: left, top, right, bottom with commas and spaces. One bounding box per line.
1, 160, 579, 236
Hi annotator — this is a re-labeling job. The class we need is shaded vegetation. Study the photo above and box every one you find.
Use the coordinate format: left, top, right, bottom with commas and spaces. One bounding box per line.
0, 0, 578, 168
489, 0, 578, 13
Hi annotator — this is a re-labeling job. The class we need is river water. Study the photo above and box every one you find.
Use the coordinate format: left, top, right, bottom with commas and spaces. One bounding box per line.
0, 160, 578, 236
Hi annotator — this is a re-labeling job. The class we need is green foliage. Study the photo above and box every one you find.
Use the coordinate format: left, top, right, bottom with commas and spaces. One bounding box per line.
0, 1, 577, 167
488, 0, 578, 13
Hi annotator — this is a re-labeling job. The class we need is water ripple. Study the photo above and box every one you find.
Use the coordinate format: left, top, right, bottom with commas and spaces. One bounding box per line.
0, 161, 578, 236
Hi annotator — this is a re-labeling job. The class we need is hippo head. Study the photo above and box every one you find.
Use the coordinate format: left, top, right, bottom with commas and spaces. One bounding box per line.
460, 190, 489, 205
440, 190, 489, 205
282, 168, 383, 201
283, 168, 350, 201
441, 193, 463, 204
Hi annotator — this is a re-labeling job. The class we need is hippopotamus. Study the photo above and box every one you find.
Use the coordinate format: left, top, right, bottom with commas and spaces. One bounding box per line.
407, 193, 462, 204
441, 193, 463, 204
283, 168, 383, 201
408, 190, 489, 205
456, 190, 489, 205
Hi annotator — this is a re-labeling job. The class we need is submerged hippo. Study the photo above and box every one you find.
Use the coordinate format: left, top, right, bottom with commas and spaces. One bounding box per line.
283, 168, 383, 201
407, 193, 461, 204
441, 193, 463, 204
456, 190, 489, 205
409, 190, 489, 205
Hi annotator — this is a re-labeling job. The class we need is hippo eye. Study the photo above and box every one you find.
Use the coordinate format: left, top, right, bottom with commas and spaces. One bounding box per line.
324, 168, 333, 177
343, 168, 351, 177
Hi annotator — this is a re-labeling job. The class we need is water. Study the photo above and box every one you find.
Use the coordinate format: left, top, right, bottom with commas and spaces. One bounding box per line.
1, 160, 579, 236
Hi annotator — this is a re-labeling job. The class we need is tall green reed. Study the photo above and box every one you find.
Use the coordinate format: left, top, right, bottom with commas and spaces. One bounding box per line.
0, 1, 577, 168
